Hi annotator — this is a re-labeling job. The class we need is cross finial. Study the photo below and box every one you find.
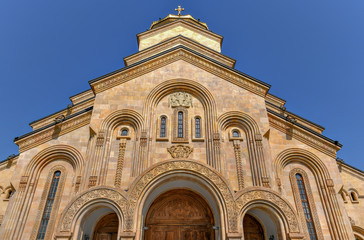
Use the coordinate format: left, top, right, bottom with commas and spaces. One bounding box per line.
175, 6, 185, 16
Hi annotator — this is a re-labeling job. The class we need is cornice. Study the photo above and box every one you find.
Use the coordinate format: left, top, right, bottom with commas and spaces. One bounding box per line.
29, 97, 94, 130
266, 101, 325, 134
15, 110, 92, 153
268, 110, 341, 158
337, 160, 364, 179
124, 35, 236, 67
90, 46, 270, 97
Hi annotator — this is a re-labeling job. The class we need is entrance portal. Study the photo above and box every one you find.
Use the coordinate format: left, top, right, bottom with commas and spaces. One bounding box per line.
243, 214, 265, 240
93, 213, 118, 240
144, 189, 215, 240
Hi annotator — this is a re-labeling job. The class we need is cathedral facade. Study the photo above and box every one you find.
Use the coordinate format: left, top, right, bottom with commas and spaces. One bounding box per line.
0, 10, 363, 240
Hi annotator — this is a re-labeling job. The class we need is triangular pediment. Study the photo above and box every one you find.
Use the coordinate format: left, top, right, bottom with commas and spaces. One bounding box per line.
90, 46, 270, 97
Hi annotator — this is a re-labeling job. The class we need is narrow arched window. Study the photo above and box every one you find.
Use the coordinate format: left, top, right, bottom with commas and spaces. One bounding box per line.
121, 129, 128, 136
195, 117, 201, 138
296, 174, 317, 240
37, 171, 61, 240
232, 130, 240, 137
178, 112, 183, 138
160, 117, 166, 138
351, 192, 358, 202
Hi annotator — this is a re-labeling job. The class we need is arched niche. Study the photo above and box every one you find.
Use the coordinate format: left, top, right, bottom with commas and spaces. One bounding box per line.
55, 187, 127, 240
127, 160, 236, 238
236, 188, 303, 240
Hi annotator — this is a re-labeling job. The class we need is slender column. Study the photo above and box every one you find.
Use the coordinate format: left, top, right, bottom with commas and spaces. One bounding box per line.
115, 139, 127, 187
133, 131, 147, 177
88, 131, 105, 187
213, 132, 221, 171
255, 133, 270, 187
232, 140, 244, 190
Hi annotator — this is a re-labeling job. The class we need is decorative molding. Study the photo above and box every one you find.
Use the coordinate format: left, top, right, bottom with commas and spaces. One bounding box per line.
167, 145, 193, 158
268, 113, 339, 158
16, 111, 92, 153
235, 188, 300, 233
74, 176, 81, 193
169, 92, 193, 108
60, 187, 128, 232
127, 160, 237, 232
232, 140, 244, 190
88, 176, 97, 187
289, 168, 324, 240
30, 166, 67, 240
19, 176, 29, 192
90, 48, 269, 97
115, 140, 127, 188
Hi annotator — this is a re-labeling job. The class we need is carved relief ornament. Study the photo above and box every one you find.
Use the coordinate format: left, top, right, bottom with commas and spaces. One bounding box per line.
167, 145, 193, 158
169, 92, 193, 108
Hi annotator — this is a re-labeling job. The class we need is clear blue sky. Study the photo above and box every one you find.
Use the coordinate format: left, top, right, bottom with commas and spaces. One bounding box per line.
0, 1, 363, 170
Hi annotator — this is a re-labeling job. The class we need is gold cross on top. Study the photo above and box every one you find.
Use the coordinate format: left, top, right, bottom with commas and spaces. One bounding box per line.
175, 6, 185, 16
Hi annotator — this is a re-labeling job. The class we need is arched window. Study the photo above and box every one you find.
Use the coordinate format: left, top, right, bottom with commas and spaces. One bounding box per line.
178, 112, 183, 138
232, 130, 240, 138
36, 171, 61, 240
121, 129, 128, 136
296, 173, 318, 240
351, 192, 358, 202
195, 117, 201, 138
160, 116, 166, 138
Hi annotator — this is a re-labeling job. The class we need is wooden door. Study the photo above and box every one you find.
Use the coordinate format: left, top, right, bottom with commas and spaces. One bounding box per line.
243, 214, 265, 240
93, 213, 118, 240
145, 189, 215, 240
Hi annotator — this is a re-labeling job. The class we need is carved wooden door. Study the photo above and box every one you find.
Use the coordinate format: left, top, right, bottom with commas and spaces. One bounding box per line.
145, 189, 215, 240
93, 213, 118, 240
243, 214, 265, 240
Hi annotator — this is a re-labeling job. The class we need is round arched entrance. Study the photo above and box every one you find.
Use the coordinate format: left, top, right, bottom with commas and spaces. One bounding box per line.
144, 189, 215, 240
93, 213, 119, 240
243, 214, 265, 240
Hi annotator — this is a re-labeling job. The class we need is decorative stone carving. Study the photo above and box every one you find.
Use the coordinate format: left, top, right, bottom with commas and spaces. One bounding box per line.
115, 140, 127, 187
60, 188, 128, 232
88, 176, 97, 187
127, 160, 237, 232
232, 140, 244, 190
19, 176, 29, 192
74, 176, 81, 193
167, 145, 193, 158
236, 188, 300, 233
169, 92, 193, 108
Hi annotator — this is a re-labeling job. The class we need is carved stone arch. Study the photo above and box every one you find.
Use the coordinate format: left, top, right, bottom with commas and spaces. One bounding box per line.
24, 144, 84, 177
217, 111, 269, 187
217, 111, 261, 134
353, 226, 364, 240
126, 160, 238, 233
100, 109, 144, 132
143, 78, 218, 127
235, 188, 302, 235
274, 148, 330, 180
56, 186, 128, 238
143, 79, 221, 169
274, 148, 350, 239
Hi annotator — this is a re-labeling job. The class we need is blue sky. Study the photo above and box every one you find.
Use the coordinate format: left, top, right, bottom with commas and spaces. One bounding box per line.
0, 1, 363, 170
